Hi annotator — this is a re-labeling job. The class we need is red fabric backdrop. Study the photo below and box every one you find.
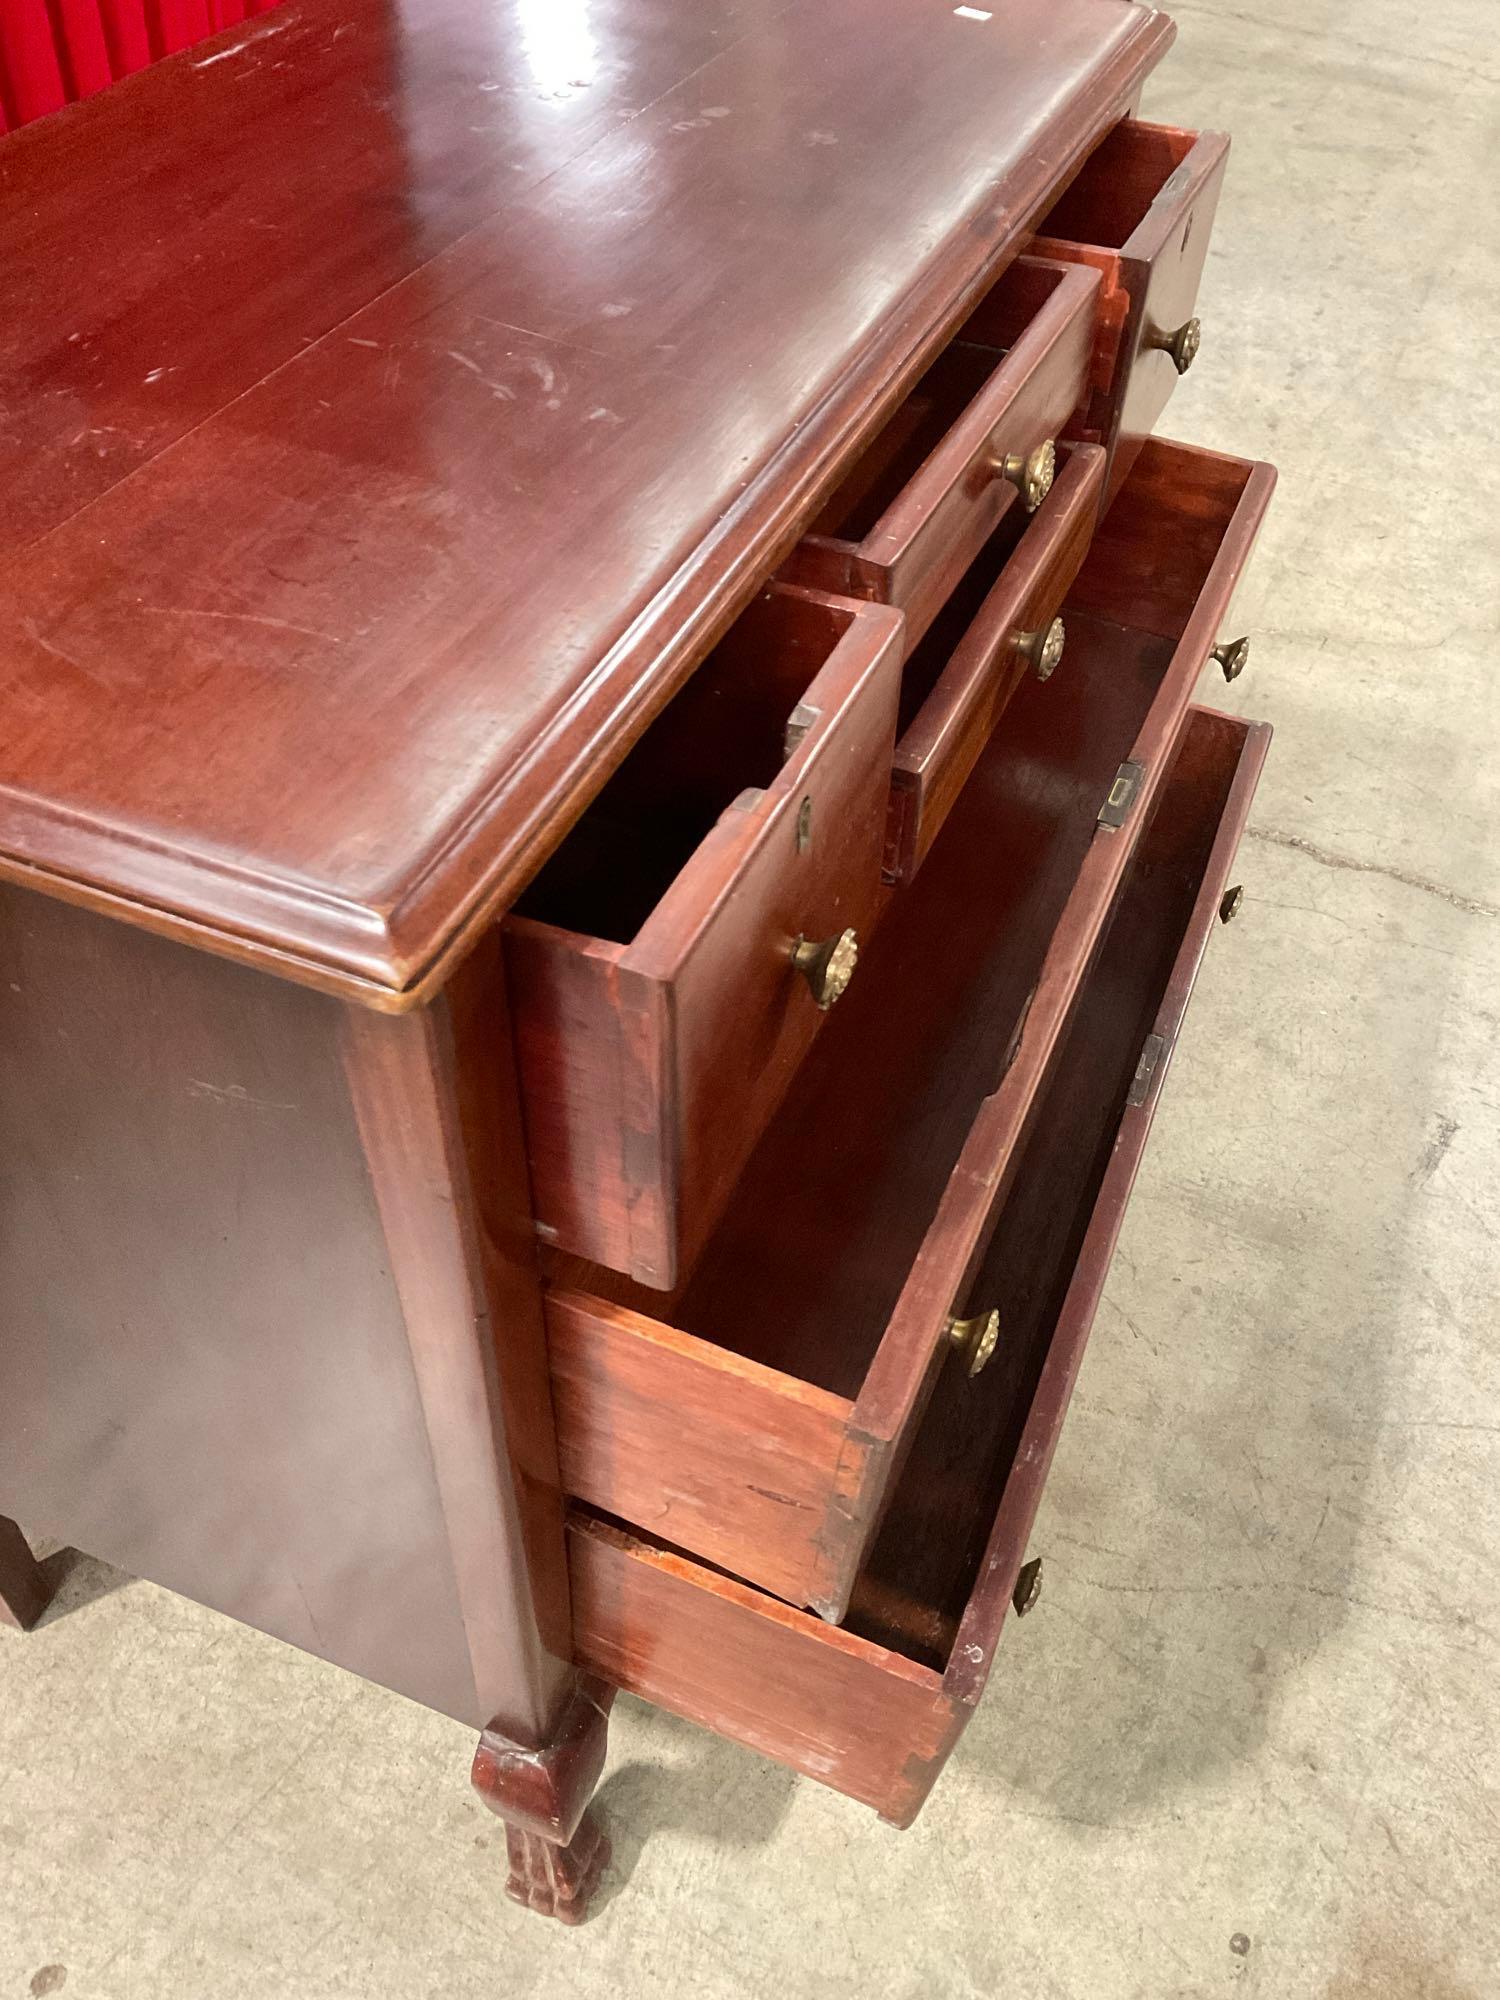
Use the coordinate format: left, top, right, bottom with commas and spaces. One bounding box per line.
0, 0, 284, 131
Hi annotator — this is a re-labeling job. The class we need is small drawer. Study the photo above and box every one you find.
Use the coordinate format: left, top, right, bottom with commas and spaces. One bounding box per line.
567, 705, 1271, 1825
544, 436, 1274, 1620
1033, 119, 1230, 495
506, 583, 903, 1291
783, 256, 1099, 652
885, 439, 1106, 882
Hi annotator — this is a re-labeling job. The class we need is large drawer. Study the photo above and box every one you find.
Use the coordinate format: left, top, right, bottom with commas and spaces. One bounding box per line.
544, 437, 1274, 1620
1034, 119, 1230, 497
783, 255, 1099, 653
568, 704, 1271, 1825
506, 582, 903, 1291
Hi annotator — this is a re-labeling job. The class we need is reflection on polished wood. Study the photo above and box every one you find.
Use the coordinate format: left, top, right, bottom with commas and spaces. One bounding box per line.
0, 0, 1170, 1000
0, 0, 1280, 1932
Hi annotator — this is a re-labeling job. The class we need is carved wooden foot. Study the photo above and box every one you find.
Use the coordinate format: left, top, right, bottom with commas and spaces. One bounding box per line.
502, 1814, 611, 1925
471, 1674, 616, 1925
0, 1516, 50, 1631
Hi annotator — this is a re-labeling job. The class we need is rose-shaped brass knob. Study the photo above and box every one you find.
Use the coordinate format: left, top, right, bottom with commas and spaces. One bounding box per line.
1016, 616, 1066, 682
789, 928, 858, 1010
1151, 316, 1202, 375
946, 1308, 1000, 1377
1219, 885, 1244, 925
994, 437, 1056, 513
1212, 635, 1250, 682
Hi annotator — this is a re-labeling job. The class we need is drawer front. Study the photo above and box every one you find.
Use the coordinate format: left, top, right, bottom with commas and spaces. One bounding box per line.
783, 256, 1099, 652
547, 438, 1274, 1620
569, 707, 1272, 1826
885, 440, 1106, 882
1034, 121, 1229, 493
508, 585, 903, 1291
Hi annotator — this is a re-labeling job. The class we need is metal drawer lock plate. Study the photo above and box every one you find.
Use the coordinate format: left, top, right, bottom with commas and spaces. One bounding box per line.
1098, 759, 1145, 830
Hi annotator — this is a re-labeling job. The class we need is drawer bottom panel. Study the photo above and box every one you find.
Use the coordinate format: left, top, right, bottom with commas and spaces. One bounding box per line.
569, 705, 1270, 1825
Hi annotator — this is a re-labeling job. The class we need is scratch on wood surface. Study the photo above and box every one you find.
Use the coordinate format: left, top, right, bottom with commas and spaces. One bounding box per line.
21, 622, 114, 690
187, 1079, 297, 1112
194, 16, 292, 67
139, 606, 343, 644
446, 350, 516, 400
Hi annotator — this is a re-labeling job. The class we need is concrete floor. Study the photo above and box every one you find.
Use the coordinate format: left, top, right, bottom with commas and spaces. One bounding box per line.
4, 1, 1498, 1994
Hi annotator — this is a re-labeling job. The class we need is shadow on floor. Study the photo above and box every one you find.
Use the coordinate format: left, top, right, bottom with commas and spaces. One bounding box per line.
35, 1546, 132, 1624
589, 1700, 798, 1913
950, 849, 1465, 1828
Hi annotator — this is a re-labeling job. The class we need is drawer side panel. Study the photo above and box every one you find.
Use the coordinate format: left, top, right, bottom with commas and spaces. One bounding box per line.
569, 1516, 952, 1822
548, 1290, 859, 1609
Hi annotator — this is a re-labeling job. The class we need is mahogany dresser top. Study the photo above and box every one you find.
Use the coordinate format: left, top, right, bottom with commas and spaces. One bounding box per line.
0, 0, 1170, 1005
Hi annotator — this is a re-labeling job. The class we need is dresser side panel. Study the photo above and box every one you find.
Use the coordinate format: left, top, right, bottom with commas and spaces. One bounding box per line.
0, 885, 482, 1721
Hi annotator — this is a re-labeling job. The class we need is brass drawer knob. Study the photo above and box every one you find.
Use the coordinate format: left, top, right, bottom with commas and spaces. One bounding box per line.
1012, 1556, 1043, 1617
945, 1308, 999, 1377
1016, 616, 1066, 682
1151, 316, 1202, 375
1219, 884, 1244, 924
1212, 634, 1250, 682
994, 437, 1056, 513
789, 928, 858, 1009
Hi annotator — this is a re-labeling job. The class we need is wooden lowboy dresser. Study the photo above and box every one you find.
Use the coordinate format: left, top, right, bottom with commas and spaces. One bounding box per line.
0, 0, 1274, 1924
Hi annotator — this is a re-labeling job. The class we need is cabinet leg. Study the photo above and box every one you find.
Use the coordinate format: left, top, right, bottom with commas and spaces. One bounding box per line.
0, 1516, 50, 1631
500, 1814, 610, 1925
471, 1674, 615, 1925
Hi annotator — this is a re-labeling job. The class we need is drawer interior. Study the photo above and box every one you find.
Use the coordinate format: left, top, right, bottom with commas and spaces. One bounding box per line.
846, 705, 1253, 1665
569, 706, 1267, 1818
1037, 119, 1199, 251
512, 585, 863, 947
557, 442, 1266, 1403
807, 259, 1080, 548
1067, 434, 1255, 643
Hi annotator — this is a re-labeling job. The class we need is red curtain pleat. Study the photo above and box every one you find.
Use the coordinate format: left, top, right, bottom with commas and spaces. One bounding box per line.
0, 0, 284, 129
0, 3, 68, 126
52, 0, 115, 98
98, 0, 154, 76
152, 0, 213, 54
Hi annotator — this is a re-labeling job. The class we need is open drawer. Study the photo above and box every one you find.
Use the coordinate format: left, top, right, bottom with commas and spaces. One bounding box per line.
883, 437, 1105, 882
544, 435, 1274, 1620
782, 255, 1099, 652
506, 582, 903, 1290
568, 706, 1272, 1825
1034, 119, 1230, 497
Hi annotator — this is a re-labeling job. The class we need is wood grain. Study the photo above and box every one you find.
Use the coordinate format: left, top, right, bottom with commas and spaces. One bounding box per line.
569, 705, 1272, 1823
847, 708, 1274, 1677
546, 1291, 856, 1608
1034, 119, 1229, 497
886, 439, 1106, 880
506, 587, 903, 1289
341, 943, 576, 1739
784, 256, 1100, 653
548, 439, 1275, 1618
0, 0, 1173, 1004
570, 1514, 954, 1823
0, 885, 567, 1728
472, 1675, 617, 1925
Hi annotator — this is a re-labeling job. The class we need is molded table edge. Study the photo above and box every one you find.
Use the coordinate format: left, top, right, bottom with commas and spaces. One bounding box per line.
0, 11, 1174, 1010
